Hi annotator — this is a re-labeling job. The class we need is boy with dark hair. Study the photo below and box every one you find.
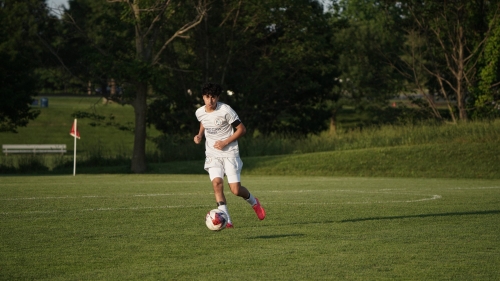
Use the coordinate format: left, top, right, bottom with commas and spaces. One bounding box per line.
194, 83, 266, 228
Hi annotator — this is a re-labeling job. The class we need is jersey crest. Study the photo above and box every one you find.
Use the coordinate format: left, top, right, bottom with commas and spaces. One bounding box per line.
214, 117, 225, 126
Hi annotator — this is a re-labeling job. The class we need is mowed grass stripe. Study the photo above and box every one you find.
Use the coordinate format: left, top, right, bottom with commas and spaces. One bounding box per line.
1, 191, 444, 215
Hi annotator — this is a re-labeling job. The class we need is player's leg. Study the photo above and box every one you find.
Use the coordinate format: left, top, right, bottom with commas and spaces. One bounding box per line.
227, 181, 266, 220
208, 168, 233, 227
225, 158, 266, 220
210, 175, 225, 203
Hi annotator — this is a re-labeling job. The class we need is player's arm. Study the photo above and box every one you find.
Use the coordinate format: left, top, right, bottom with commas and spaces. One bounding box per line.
194, 123, 205, 144
214, 120, 246, 149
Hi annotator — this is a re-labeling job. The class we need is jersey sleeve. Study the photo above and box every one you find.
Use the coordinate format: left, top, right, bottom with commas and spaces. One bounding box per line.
225, 105, 240, 124
195, 107, 204, 122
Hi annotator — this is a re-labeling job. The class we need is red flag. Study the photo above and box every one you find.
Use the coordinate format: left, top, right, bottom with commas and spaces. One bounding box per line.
70, 119, 80, 139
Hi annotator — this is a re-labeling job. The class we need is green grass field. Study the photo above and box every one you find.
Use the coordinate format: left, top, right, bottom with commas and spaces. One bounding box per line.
1, 175, 499, 280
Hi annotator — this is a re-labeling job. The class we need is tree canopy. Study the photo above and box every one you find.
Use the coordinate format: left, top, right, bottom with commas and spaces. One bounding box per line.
2, 0, 499, 172
0, 0, 50, 132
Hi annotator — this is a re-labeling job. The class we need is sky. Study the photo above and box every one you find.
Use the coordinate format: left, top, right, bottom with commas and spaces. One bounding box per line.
47, 0, 69, 9
46, 0, 333, 12
46, 0, 332, 10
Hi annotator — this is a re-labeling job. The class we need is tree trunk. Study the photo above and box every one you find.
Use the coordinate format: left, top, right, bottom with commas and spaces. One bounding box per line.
456, 72, 468, 121
436, 74, 457, 123
457, 92, 468, 120
128, 0, 206, 173
131, 82, 148, 173
456, 27, 468, 122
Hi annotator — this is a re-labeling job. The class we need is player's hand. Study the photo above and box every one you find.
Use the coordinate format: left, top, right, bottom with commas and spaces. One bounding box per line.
214, 140, 227, 150
194, 135, 202, 144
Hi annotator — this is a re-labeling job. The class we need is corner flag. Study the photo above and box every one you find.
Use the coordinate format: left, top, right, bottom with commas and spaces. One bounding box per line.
70, 119, 80, 176
70, 119, 80, 139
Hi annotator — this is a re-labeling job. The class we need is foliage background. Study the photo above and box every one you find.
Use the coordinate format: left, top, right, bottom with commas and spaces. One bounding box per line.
0, 0, 499, 173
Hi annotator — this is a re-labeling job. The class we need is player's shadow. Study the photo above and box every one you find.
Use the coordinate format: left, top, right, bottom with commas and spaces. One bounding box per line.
341, 210, 500, 223
248, 233, 305, 239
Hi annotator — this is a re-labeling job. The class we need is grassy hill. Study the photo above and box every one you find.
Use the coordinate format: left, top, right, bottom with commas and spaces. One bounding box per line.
147, 142, 500, 179
1, 96, 499, 178
0, 96, 160, 154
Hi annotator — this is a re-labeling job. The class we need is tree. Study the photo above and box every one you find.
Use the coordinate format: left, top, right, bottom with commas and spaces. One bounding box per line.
389, 0, 500, 122
58, 0, 207, 173
473, 10, 500, 118
0, 0, 52, 132
148, 0, 337, 136
329, 0, 404, 127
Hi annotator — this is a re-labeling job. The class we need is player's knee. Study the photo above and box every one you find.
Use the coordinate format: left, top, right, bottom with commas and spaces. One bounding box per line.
229, 183, 247, 197
231, 188, 241, 196
212, 178, 224, 191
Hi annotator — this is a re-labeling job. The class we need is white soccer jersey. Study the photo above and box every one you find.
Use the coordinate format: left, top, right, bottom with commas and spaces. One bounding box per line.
196, 102, 240, 158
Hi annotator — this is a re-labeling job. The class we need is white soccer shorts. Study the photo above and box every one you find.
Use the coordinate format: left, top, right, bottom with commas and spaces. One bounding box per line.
204, 157, 243, 183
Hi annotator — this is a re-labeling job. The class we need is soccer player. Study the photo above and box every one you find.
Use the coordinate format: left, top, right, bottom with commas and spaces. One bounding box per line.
193, 82, 266, 228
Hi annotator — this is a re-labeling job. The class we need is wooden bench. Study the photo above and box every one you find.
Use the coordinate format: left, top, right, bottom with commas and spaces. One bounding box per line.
2, 144, 67, 155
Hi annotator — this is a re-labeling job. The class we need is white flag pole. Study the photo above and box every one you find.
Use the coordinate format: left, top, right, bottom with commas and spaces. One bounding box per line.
73, 119, 77, 176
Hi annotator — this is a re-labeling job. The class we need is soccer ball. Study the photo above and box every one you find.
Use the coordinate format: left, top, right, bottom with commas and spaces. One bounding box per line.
205, 209, 228, 231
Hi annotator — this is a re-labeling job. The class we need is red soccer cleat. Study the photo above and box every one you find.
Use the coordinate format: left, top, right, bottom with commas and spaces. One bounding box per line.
252, 198, 266, 220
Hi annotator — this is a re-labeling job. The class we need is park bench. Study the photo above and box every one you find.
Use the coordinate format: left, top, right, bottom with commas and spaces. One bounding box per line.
2, 144, 67, 155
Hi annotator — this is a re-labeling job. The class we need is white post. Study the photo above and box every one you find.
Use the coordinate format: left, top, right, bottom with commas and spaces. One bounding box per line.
73, 119, 77, 176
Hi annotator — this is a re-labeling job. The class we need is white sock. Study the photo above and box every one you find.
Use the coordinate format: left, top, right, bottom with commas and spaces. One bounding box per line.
217, 204, 232, 224
245, 193, 257, 206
